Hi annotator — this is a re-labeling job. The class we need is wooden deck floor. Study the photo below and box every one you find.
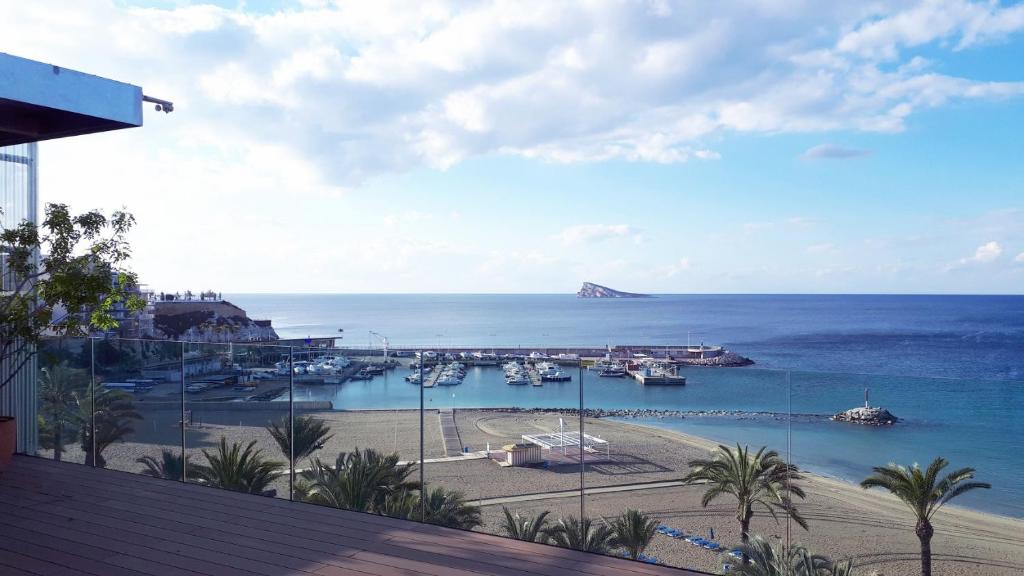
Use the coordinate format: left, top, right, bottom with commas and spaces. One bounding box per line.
0, 456, 701, 576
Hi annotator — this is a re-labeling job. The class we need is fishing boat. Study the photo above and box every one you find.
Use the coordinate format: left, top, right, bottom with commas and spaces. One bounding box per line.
598, 364, 626, 377
541, 370, 572, 382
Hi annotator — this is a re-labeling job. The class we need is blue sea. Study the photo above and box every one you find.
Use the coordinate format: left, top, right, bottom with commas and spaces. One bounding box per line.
231, 294, 1024, 517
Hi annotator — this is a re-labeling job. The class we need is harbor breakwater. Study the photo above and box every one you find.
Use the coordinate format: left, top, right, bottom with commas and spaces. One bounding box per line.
480, 406, 830, 422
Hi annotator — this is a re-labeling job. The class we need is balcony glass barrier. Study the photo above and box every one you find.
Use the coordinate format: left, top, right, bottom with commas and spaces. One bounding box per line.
35, 337, 92, 465
289, 343, 426, 521
91, 338, 183, 476
26, 337, 1024, 576
422, 352, 584, 544
184, 342, 291, 499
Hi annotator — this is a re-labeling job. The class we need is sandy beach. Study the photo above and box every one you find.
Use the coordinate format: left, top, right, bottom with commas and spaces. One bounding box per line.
40, 405, 1024, 575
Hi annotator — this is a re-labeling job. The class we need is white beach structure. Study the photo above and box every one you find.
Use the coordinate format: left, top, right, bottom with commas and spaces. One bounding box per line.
522, 419, 610, 459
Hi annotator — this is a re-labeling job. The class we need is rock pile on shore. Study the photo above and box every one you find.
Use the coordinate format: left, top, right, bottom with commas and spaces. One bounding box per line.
484, 407, 826, 421
675, 352, 754, 367
831, 406, 898, 425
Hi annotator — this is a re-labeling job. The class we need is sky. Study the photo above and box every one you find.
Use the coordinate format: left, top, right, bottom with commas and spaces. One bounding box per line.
2, 0, 1023, 294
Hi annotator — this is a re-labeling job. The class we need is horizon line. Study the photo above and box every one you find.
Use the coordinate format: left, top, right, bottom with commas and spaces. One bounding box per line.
215, 291, 1024, 297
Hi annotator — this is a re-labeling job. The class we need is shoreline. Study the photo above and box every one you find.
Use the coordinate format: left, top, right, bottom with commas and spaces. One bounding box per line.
308, 405, 1020, 523
608, 416, 1024, 526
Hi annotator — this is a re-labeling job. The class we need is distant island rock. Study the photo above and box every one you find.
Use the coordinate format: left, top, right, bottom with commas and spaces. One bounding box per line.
577, 282, 652, 298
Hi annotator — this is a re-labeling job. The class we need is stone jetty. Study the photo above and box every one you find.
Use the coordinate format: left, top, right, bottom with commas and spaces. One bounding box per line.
484, 407, 828, 422
831, 406, 898, 425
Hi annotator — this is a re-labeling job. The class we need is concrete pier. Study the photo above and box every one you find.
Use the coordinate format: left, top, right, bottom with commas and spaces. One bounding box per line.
627, 368, 686, 385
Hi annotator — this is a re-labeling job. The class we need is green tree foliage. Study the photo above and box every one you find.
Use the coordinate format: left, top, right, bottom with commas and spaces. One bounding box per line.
861, 457, 990, 576
499, 507, 551, 542
419, 486, 481, 530
192, 438, 284, 495
544, 515, 617, 554
724, 534, 854, 576
683, 443, 807, 552
77, 383, 142, 468
296, 448, 417, 512
267, 415, 333, 463
137, 449, 189, 481
37, 364, 88, 461
1, 203, 142, 392
610, 509, 659, 560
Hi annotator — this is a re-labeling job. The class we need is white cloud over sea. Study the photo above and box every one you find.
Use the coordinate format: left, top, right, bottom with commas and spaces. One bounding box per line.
2, 1, 1023, 293
4, 1, 1024, 186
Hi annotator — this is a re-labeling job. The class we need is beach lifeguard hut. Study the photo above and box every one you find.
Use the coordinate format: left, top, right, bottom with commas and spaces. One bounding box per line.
503, 443, 543, 467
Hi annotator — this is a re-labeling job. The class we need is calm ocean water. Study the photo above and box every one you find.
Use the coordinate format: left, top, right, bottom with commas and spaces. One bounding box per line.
231, 294, 1024, 517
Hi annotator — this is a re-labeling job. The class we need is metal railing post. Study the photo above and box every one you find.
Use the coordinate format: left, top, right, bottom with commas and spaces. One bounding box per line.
180, 340, 186, 482
786, 370, 792, 548
90, 338, 96, 468
419, 349, 425, 523
289, 346, 295, 501
579, 360, 585, 523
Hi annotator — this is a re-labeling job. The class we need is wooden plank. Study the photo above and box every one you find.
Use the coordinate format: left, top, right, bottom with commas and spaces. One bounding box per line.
0, 508, 319, 576
0, 522, 151, 576
0, 497, 329, 574
2, 456, 697, 576
4, 461, 675, 573
0, 539, 93, 576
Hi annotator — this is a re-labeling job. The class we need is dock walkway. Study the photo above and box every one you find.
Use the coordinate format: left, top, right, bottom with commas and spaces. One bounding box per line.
438, 408, 463, 456
526, 365, 542, 386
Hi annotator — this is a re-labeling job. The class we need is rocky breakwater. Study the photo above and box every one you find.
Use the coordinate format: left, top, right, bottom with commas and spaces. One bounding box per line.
675, 352, 754, 367
831, 406, 898, 426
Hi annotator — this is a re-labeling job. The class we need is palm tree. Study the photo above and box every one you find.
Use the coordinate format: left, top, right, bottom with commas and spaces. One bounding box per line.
860, 457, 990, 576
723, 534, 853, 576
500, 507, 551, 542
420, 487, 482, 530
192, 438, 284, 495
137, 449, 189, 481
37, 364, 87, 461
611, 509, 658, 560
380, 489, 420, 521
682, 443, 808, 552
266, 415, 333, 463
297, 448, 418, 512
78, 384, 142, 468
544, 515, 616, 554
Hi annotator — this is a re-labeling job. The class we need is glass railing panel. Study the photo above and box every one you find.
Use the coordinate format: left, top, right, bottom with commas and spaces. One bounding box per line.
89, 338, 184, 476
582, 363, 792, 571
184, 342, 290, 499
423, 351, 583, 542
782, 369, 1024, 576
290, 343, 425, 520
35, 337, 92, 464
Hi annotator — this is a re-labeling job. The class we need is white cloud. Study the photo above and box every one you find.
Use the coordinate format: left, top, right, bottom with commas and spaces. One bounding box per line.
948, 241, 1003, 270
801, 144, 872, 160
2, 1, 1022, 187
553, 224, 640, 245
1015, 252, 1024, 263
837, 0, 1024, 59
